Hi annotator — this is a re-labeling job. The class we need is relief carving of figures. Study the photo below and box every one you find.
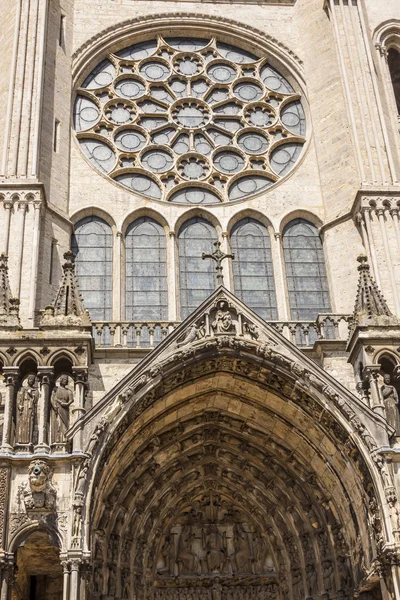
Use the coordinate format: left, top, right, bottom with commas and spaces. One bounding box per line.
306, 564, 318, 597
93, 565, 103, 595
202, 524, 227, 573
158, 534, 175, 575
177, 526, 199, 575
338, 555, 352, 590
108, 565, 117, 596
211, 301, 237, 335
16, 374, 39, 445
323, 560, 335, 592
291, 568, 303, 599
381, 374, 400, 436
232, 523, 254, 574
50, 375, 74, 444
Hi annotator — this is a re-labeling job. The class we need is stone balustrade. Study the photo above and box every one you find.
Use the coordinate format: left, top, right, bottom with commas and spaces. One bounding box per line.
91, 314, 351, 350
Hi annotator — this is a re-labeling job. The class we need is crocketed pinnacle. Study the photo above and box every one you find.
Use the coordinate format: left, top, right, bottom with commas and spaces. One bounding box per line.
0, 253, 20, 328
40, 251, 91, 328
352, 254, 394, 327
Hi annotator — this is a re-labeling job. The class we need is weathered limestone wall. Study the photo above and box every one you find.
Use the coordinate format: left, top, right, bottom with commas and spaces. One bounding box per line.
0, 0, 18, 174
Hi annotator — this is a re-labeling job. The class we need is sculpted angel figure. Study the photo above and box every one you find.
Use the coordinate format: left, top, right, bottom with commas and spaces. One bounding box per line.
16, 374, 39, 445
50, 375, 74, 443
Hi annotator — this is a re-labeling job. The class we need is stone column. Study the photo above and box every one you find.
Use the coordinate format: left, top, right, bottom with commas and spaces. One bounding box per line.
273, 232, 289, 321
15, 201, 28, 298
61, 560, 70, 600
35, 366, 54, 453
71, 368, 88, 453
377, 207, 400, 314
28, 200, 42, 322
1, 368, 19, 452
2, 202, 13, 256
167, 231, 177, 321
363, 207, 382, 289
365, 366, 385, 419
69, 560, 80, 600
221, 232, 232, 291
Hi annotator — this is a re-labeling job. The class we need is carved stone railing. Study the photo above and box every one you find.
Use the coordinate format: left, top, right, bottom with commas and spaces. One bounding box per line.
92, 322, 179, 349
270, 314, 351, 348
91, 314, 351, 350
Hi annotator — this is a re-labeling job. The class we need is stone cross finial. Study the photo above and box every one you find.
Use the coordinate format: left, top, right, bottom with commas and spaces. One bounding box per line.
202, 241, 234, 287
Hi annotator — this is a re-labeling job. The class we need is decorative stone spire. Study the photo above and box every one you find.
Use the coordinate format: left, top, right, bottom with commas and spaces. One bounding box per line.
40, 251, 91, 328
0, 253, 20, 328
352, 254, 398, 327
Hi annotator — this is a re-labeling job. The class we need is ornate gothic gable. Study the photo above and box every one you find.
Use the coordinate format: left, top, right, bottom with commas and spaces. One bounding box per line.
76, 286, 388, 449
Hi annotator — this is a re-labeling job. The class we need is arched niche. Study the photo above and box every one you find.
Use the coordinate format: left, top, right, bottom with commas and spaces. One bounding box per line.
11, 529, 63, 600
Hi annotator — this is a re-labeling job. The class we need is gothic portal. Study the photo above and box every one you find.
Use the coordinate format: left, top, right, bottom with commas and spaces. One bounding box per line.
1, 2, 400, 600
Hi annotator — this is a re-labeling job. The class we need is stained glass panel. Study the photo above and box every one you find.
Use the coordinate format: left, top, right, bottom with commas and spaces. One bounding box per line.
231, 218, 277, 320
283, 219, 331, 320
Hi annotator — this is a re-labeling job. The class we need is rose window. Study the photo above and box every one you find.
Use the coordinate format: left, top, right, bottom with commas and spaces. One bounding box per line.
74, 37, 306, 203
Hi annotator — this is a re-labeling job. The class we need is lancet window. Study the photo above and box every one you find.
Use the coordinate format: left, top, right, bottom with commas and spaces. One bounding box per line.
282, 219, 331, 320
178, 217, 217, 319
388, 48, 400, 114
71, 216, 113, 320
230, 218, 278, 320
125, 217, 168, 320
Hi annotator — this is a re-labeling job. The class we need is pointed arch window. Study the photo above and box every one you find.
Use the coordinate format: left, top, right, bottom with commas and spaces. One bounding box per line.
230, 218, 277, 320
178, 217, 217, 319
283, 219, 331, 320
71, 216, 113, 320
388, 48, 400, 114
125, 217, 167, 321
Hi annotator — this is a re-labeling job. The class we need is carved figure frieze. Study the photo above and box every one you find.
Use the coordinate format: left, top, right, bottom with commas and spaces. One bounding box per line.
155, 491, 274, 588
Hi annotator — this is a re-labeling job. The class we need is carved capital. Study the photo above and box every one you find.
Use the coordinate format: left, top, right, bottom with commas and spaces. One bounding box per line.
2, 367, 19, 387
72, 367, 88, 386
37, 367, 54, 387
375, 42, 388, 58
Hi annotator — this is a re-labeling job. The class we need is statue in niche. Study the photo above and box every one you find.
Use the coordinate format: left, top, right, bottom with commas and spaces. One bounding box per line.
16, 374, 39, 445
177, 526, 198, 575
380, 374, 400, 436
232, 523, 254, 574
211, 301, 236, 333
50, 374, 74, 443
202, 524, 227, 573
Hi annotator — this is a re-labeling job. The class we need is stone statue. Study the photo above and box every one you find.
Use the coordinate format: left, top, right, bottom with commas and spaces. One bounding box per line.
202, 524, 227, 573
232, 523, 253, 574
177, 526, 198, 575
306, 564, 318, 597
16, 374, 38, 445
50, 375, 74, 443
158, 534, 174, 575
212, 309, 235, 334
381, 374, 400, 436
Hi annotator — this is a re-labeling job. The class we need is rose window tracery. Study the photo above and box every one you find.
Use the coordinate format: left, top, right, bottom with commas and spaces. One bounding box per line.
74, 37, 306, 203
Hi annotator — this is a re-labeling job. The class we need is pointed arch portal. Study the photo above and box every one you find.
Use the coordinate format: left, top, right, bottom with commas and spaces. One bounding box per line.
80, 291, 391, 600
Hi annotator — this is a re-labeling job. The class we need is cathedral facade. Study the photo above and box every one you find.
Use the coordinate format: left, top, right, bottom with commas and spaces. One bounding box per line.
0, 0, 400, 599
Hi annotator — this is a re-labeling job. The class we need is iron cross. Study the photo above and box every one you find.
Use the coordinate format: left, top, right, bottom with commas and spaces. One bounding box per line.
202, 241, 234, 287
